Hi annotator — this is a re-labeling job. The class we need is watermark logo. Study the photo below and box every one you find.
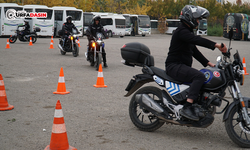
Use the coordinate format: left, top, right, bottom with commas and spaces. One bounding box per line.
6, 9, 47, 20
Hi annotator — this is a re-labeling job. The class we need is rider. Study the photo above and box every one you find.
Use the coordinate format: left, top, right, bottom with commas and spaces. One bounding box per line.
165, 5, 227, 121
18, 20, 30, 39
62, 16, 79, 46
86, 15, 108, 67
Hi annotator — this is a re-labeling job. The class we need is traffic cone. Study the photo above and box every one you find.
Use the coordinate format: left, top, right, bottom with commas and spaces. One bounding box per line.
49, 40, 54, 49
53, 67, 70, 95
93, 64, 107, 88
5, 39, 10, 49
77, 39, 80, 47
51, 36, 54, 43
243, 57, 249, 75
0, 74, 14, 111
44, 100, 77, 150
29, 37, 33, 46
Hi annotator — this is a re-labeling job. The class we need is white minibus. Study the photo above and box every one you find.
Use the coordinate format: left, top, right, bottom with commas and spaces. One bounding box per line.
52, 6, 83, 37
0, 3, 23, 36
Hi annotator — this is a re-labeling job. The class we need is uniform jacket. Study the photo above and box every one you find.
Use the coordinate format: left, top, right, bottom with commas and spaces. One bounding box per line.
165, 22, 216, 67
86, 23, 106, 40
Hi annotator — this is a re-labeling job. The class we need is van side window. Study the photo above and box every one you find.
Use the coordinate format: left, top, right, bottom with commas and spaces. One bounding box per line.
55, 10, 63, 21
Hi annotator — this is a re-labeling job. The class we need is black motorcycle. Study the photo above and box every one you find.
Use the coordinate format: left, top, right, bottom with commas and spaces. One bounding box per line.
85, 32, 105, 70
9, 26, 40, 43
58, 29, 79, 57
121, 28, 250, 148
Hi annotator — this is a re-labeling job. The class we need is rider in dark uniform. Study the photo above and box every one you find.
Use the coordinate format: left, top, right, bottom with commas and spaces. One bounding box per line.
86, 15, 108, 67
165, 5, 227, 121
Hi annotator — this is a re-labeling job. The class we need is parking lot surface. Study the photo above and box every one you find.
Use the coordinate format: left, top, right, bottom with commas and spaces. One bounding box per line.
0, 34, 250, 150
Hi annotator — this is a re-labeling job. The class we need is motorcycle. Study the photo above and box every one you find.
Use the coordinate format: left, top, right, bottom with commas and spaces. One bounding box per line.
120, 28, 250, 148
58, 29, 79, 57
85, 32, 105, 70
9, 26, 40, 44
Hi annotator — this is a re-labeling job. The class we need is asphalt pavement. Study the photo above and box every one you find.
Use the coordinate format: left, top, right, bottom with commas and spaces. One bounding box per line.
0, 34, 250, 150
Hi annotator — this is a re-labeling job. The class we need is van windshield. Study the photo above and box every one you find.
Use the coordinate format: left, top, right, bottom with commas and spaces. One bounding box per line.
123, 16, 131, 28
84, 14, 93, 26
198, 19, 207, 30
66, 11, 82, 21
138, 16, 150, 28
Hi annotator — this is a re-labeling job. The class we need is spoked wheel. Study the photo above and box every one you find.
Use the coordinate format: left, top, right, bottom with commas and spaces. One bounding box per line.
129, 86, 165, 132
225, 100, 250, 148
9, 36, 17, 43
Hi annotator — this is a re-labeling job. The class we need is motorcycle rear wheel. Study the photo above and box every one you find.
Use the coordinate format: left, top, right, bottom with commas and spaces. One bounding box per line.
129, 86, 165, 132
225, 100, 250, 148
9, 36, 17, 43
31, 35, 37, 43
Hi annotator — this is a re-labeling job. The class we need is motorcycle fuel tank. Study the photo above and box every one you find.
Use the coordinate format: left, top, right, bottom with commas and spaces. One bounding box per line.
200, 67, 226, 91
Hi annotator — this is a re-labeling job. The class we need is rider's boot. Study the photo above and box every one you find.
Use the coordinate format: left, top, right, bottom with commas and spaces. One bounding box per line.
103, 52, 108, 68
180, 102, 199, 121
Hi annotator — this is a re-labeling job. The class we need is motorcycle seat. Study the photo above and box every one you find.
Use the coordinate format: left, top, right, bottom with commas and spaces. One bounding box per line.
150, 66, 182, 84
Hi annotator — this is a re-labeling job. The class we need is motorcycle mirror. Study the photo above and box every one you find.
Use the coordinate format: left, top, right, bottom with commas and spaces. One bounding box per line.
229, 28, 233, 41
216, 56, 222, 62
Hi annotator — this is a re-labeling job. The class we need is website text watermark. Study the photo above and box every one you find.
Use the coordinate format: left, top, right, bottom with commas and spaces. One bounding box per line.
6, 9, 47, 20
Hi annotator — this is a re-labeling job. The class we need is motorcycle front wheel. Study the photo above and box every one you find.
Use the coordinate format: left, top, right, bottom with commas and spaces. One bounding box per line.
9, 36, 17, 43
225, 100, 250, 148
129, 86, 165, 132
96, 53, 102, 70
73, 44, 79, 57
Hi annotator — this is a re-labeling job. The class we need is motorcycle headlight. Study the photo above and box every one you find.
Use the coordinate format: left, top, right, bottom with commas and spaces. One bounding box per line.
92, 42, 96, 47
70, 36, 74, 40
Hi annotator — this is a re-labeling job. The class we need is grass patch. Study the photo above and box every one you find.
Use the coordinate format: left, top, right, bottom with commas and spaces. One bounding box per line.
208, 24, 223, 37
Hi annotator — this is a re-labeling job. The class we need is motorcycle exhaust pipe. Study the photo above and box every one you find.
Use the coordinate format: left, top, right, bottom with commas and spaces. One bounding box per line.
135, 94, 172, 120
58, 44, 65, 52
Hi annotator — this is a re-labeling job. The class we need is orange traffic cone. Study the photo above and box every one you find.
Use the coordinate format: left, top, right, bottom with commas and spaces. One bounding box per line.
53, 67, 70, 95
29, 37, 33, 46
243, 57, 249, 75
77, 39, 80, 47
0, 74, 14, 111
51, 36, 54, 43
94, 64, 107, 88
49, 40, 54, 49
44, 100, 77, 150
5, 39, 10, 49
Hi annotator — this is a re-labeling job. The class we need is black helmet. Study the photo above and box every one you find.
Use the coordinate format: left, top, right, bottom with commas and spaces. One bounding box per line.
93, 15, 101, 22
179, 5, 210, 28
66, 16, 72, 23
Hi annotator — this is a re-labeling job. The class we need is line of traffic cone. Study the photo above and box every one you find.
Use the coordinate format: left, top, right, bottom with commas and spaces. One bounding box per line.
53, 67, 70, 95
44, 100, 77, 150
94, 64, 107, 88
5, 39, 10, 49
29, 37, 33, 46
243, 57, 249, 75
0, 74, 14, 111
